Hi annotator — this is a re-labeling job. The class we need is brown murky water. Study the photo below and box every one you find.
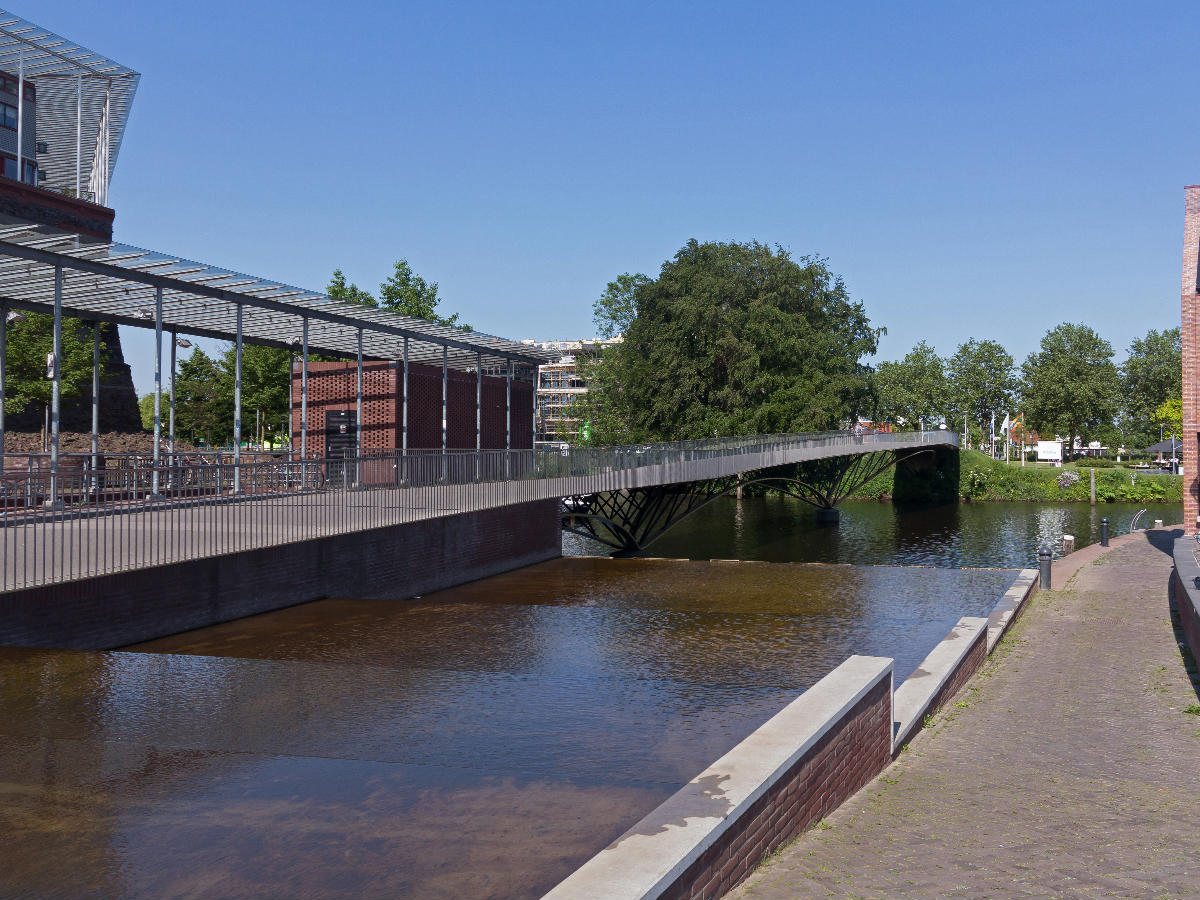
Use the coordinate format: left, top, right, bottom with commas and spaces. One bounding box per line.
0, 557, 1017, 899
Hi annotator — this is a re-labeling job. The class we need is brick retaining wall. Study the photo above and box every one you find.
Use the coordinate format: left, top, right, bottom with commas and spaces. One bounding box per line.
909, 625, 986, 732
0, 499, 560, 649
658, 678, 892, 900
543, 656, 895, 900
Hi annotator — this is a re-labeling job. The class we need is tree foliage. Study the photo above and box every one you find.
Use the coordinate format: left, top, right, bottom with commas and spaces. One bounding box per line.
947, 338, 1016, 437
3, 312, 102, 417
870, 341, 949, 428
1120, 327, 1180, 447
173, 347, 229, 445
592, 272, 650, 339
1155, 396, 1182, 441
1020, 323, 1120, 454
578, 240, 879, 443
327, 269, 376, 307
325, 260, 469, 329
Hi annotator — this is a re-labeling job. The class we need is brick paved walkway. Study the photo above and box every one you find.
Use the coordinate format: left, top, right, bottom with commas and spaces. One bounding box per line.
735, 530, 1200, 899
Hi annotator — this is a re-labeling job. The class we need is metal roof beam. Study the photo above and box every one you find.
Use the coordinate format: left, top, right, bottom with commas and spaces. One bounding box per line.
0, 239, 546, 364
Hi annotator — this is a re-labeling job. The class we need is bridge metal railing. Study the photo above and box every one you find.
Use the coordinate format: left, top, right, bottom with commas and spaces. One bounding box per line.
0, 429, 956, 591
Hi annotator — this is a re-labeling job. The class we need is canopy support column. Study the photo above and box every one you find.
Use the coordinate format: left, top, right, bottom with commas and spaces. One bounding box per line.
90, 323, 99, 492
300, 317, 309, 460
441, 344, 448, 481
46, 265, 62, 509
233, 303, 243, 494
475, 351, 482, 479
75, 75, 82, 196
356, 327, 363, 486
150, 287, 163, 498
0, 301, 7, 468
402, 337, 408, 457
505, 358, 512, 478
168, 331, 177, 456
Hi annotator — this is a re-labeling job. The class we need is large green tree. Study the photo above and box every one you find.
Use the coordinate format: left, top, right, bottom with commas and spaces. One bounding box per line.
592, 272, 650, 339
1020, 323, 1120, 455
1119, 327, 1181, 447
222, 344, 292, 445
870, 341, 949, 429
947, 338, 1016, 439
173, 347, 229, 445
3, 312, 102, 420
579, 240, 879, 442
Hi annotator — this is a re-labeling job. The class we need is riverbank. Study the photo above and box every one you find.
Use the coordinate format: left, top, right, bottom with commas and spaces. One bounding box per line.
734, 528, 1200, 899
851, 449, 1181, 503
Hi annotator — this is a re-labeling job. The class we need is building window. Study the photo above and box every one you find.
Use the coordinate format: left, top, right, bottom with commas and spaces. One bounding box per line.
1, 156, 15, 180
0, 76, 34, 103
0, 103, 16, 130
22, 160, 36, 185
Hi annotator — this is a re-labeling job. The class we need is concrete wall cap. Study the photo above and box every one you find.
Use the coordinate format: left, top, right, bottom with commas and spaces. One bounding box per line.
986, 569, 1038, 653
893, 615, 988, 751
541, 654, 893, 900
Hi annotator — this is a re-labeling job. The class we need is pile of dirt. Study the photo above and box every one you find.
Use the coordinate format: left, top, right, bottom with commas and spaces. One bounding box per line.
2, 431, 201, 454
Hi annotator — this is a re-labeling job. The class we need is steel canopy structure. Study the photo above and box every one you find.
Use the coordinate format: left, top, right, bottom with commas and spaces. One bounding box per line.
0, 9, 139, 203
0, 224, 552, 370
0, 221, 554, 501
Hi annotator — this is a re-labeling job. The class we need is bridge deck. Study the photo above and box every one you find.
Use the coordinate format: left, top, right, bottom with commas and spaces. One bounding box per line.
1, 431, 956, 592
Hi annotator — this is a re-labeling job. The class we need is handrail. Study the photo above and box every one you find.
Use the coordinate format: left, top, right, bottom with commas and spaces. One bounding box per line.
0, 429, 958, 591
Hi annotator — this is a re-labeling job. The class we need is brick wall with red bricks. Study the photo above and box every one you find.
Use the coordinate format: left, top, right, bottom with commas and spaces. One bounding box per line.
291, 361, 534, 456
1182, 187, 1200, 532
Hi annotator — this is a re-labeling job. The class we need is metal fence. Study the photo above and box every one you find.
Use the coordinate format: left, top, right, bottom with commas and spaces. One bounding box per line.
0, 429, 956, 591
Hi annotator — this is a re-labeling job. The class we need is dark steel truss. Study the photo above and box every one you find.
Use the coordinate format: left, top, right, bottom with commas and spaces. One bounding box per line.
562, 448, 932, 552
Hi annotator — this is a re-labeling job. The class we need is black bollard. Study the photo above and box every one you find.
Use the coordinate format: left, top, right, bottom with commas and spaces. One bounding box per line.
1038, 545, 1052, 591
1100, 516, 1109, 547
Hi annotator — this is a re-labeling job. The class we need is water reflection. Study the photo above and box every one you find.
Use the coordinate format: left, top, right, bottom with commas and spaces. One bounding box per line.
0, 557, 1018, 899
564, 498, 1183, 567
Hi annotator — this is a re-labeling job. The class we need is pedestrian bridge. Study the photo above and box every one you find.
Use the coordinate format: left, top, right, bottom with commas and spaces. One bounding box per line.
0, 429, 957, 592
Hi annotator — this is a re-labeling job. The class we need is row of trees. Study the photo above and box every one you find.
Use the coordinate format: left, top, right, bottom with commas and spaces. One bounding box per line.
874, 325, 1180, 453
577, 238, 1181, 455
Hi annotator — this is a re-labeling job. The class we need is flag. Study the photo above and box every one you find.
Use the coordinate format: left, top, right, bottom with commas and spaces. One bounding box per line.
1000, 413, 1010, 433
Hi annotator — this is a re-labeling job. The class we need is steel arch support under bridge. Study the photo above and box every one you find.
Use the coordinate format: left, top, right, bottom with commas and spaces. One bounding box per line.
561, 447, 935, 553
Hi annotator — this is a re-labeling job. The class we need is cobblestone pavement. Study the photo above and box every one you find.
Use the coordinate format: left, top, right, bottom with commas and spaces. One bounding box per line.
735, 530, 1200, 899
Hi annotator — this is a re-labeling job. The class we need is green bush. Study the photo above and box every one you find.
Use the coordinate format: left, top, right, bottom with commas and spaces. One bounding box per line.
844, 450, 1182, 504
1071, 457, 1116, 468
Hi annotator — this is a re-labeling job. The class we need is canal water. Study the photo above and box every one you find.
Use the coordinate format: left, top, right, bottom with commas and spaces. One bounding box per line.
563, 497, 1184, 566
1, 555, 1019, 900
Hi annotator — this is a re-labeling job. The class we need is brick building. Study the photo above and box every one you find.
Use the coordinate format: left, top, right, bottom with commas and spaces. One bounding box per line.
1181, 186, 1200, 530
291, 360, 535, 456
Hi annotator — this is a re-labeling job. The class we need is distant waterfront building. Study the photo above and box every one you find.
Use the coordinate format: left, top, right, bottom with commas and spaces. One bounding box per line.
521, 337, 622, 443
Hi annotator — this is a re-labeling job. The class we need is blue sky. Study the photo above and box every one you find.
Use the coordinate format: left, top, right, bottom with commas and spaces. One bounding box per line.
30, 0, 1195, 394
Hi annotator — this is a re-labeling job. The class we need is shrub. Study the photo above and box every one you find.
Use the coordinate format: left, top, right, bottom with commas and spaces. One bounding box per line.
1057, 471, 1081, 488
1072, 457, 1116, 468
